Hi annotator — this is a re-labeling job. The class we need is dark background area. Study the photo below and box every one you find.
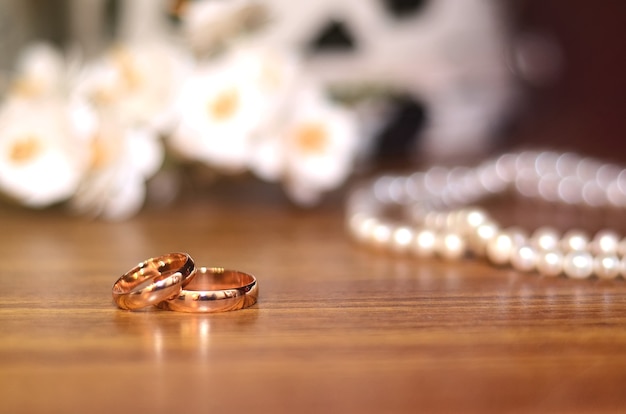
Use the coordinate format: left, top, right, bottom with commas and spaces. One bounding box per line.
508, 1, 626, 160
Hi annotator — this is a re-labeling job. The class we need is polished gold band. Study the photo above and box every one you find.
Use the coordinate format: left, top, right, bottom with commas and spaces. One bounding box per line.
157, 267, 258, 313
112, 253, 195, 310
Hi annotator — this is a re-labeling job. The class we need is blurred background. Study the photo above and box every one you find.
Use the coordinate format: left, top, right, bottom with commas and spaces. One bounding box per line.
0, 0, 624, 217
505, 1, 626, 161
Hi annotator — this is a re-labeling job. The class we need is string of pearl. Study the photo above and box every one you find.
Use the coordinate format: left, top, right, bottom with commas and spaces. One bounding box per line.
346, 151, 626, 280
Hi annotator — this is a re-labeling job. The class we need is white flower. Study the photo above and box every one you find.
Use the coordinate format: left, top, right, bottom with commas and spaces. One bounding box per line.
0, 100, 87, 207
250, 86, 359, 205
170, 43, 303, 173
235, 44, 306, 178
7, 43, 67, 101
248, 126, 284, 181
170, 54, 267, 172
74, 43, 191, 131
284, 92, 359, 205
229, 43, 302, 114
70, 110, 164, 220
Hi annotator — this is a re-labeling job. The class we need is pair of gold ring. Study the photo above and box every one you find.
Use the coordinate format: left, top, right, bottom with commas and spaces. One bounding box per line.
111, 253, 258, 313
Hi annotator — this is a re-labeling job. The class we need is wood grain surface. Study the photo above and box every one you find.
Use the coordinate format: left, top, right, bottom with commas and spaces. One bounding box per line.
1, 181, 626, 414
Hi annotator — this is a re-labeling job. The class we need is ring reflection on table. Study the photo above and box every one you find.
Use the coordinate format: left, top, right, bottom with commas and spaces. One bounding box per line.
158, 267, 258, 313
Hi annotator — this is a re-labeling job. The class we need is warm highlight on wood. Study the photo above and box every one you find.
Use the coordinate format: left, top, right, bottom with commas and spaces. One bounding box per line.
1, 183, 626, 414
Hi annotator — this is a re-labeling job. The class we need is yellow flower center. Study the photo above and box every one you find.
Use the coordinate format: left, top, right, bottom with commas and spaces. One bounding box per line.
209, 88, 239, 121
10, 78, 43, 98
9, 136, 41, 164
89, 134, 112, 169
260, 62, 281, 90
111, 48, 142, 91
91, 87, 115, 106
293, 123, 328, 154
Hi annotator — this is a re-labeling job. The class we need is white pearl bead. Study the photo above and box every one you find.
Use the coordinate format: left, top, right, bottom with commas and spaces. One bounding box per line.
594, 254, 621, 279
561, 229, 589, 252
506, 227, 529, 246
486, 227, 528, 265
531, 227, 560, 251
463, 208, 489, 232
470, 221, 500, 256
444, 210, 463, 231
563, 251, 594, 279
436, 231, 466, 261
451, 209, 469, 228
591, 230, 620, 254
390, 226, 415, 254
486, 231, 515, 265
423, 211, 450, 230
352, 216, 378, 242
510, 244, 537, 272
370, 222, 393, 248
536, 250, 563, 277
411, 229, 437, 257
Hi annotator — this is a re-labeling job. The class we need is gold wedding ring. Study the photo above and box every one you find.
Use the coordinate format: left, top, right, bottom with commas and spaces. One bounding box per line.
157, 267, 258, 313
112, 253, 195, 310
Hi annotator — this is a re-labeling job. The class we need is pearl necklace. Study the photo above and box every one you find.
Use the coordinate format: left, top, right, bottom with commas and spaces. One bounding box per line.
346, 150, 626, 280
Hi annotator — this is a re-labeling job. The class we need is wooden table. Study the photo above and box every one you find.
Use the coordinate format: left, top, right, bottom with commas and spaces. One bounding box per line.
1, 179, 626, 414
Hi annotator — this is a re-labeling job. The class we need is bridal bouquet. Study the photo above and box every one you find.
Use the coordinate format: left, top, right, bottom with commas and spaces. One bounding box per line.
0, 1, 360, 219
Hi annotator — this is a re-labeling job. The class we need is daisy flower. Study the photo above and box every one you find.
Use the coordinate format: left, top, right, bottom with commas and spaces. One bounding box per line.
229, 43, 302, 114
0, 100, 87, 207
284, 90, 359, 205
169, 53, 268, 172
251, 85, 359, 205
73, 42, 191, 131
8, 43, 67, 101
70, 110, 164, 220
